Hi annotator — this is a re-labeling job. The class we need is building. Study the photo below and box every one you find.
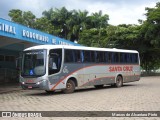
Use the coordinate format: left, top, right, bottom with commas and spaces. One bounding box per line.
0, 18, 80, 84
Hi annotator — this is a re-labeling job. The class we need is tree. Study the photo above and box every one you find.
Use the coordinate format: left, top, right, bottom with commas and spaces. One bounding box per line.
79, 28, 107, 47
42, 8, 90, 42
34, 17, 54, 34
104, 24, 141, 49
23, 11, 36, 28
9, 9, 36, 28
89, 10, 109, 46
68, 10, 89, 42
143, 2, 160, 48
139, 2, 160, 71
43, 7, 73, 39
8, 9, 24, 24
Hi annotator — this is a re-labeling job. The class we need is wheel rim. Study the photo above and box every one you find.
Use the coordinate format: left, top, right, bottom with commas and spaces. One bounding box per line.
67, 82, 72, 90
117, 76, 122, 86
63, 80, 75, 93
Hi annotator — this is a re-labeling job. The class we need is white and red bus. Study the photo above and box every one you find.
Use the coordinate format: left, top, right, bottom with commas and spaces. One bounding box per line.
20, 45, 140, 93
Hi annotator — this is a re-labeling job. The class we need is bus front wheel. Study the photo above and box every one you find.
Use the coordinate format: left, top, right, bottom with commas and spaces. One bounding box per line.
63, 80, 75, 94
115, 76, 123, 87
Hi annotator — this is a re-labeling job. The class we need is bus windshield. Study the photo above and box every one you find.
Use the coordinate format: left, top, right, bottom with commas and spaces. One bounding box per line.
21, 49, 46, 77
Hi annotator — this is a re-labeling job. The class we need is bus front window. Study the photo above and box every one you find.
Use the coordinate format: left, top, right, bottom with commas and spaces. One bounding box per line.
21, 50, 46, 77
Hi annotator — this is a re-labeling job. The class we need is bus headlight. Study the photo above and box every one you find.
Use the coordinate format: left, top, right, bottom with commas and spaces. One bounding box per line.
36, 82, 40, 85
36, 80, 47, 85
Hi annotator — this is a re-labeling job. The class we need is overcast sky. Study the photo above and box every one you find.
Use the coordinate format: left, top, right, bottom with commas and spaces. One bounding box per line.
0, 0, 159, 25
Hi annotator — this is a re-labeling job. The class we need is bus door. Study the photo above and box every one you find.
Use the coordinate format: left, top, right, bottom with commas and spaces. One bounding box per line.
49, 49, 62, 75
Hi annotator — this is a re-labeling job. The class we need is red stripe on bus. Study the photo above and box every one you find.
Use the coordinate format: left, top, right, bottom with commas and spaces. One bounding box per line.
80, 76, 115, 87
51, 64, 140, 90
80, 74, 140, 87
51, 66, 89, 90
51, 64, 106, 90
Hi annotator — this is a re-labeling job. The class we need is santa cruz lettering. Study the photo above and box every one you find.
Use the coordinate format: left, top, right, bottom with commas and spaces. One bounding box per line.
109, 66, 133, 72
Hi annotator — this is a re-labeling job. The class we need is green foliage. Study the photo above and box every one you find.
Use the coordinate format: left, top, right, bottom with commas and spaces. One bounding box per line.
139, 2, 160, 71
8, 9, 24, 24
34, 17, 54, 34
143, 3, 160, 48
79, 28, 107, 47
9, 9, 36, 28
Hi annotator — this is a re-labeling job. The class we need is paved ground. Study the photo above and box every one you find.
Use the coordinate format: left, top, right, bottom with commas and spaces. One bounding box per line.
0, 83, 21, 94
0, 76, 160, 120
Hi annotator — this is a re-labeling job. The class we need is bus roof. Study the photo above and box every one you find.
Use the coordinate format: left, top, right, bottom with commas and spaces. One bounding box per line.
24, 45, 139, 53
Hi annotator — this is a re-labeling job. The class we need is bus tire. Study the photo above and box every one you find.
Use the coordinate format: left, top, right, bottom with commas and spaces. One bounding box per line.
63, 80, 75, 94
115, 75, 123, 88
45, 90, 55, 94
94, 85, 104, 89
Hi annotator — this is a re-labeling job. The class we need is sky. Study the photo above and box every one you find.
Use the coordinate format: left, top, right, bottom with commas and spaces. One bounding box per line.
0, 0, 159, 25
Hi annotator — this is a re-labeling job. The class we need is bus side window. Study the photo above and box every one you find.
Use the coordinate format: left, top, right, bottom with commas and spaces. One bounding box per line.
124, 53, 128, 63
81, 51, 84, 62
131, 53, 134, 63
74, 50, 82, 62
65, 49, 83, 63
127, 53, 131, 63
83, 50, 91, 62
95, 51, 105, 63
135, 54, 138, 64
121, 53, 127, 64
95, 51, 99, 62
64, 49, 74, 63
111, 52, 115, 63
114, 52, 119, 63
108, 52, 112, 63
105, 52, 109, 63
131, 53, 138, 64
90, 51, 95, 62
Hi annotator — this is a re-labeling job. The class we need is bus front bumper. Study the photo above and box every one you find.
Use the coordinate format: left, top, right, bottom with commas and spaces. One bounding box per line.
20, 80, 48, 90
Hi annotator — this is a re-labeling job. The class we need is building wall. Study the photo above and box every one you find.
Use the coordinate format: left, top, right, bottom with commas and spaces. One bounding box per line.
0, 49, 19, 69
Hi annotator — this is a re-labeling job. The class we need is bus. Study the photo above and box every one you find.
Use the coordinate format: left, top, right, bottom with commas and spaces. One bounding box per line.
20, 45, 140, 93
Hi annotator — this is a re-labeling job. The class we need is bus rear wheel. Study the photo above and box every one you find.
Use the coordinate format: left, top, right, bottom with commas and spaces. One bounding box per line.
115, 76, 123, 87
63, 80, 75, 94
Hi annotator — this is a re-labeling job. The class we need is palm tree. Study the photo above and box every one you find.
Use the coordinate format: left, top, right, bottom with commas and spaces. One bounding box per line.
42, 7, 72, 39
89, 10, 109, 46
68, 10, 89, 42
